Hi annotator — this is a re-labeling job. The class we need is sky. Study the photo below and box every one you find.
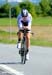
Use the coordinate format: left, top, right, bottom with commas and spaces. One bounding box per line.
30, 0, 40, 3
0, 0, 40, 3
8, 0, 22, 2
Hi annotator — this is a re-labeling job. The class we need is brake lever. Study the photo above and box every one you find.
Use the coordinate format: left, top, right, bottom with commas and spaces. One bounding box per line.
31, 32, 34, 36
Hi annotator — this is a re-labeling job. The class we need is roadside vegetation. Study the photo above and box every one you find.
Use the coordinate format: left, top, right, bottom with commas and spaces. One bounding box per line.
0, 17, 52, 26
0, 30, 52, 47
0, 0, 52, 18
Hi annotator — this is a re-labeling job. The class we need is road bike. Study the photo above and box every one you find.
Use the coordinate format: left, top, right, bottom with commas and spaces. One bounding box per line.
18, 29, 34, 64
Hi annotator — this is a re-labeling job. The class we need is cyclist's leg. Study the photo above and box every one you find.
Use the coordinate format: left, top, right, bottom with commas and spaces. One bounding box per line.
26, 32, 31, 50
17, 30, 22, 48
26, 32, 31, 60
18, 31, 22, 42
17, 19, 23, 48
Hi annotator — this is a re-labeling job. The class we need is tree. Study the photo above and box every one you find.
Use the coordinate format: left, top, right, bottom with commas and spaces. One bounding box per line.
3, 3, 10, 17
39, 0, 51, 16
0, 3, 10, 17
14, 5, 21, 17
35, 4, 42, 16
49, 0, 52, 16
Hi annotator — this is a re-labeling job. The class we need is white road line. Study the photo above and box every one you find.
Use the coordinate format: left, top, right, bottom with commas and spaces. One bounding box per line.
0, 64, 24, 75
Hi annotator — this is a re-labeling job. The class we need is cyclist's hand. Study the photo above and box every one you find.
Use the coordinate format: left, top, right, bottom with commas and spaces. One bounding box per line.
22, 26, 28, 29
22, 26, 25, 29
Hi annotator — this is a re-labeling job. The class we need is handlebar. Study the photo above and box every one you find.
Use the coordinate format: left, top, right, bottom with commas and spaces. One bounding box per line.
17, 29, 30, 35
31, 32, 34, 35
17, 29, 34, 36
20, 29, 30, 33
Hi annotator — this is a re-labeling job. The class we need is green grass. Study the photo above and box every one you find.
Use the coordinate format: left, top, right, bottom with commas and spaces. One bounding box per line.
0, 39, 17, 44
0, 37, 52, 47
0, 17, 52, 26
0, 30, 17, 44
0, 18, 17, 26
0, 17, 52, 47
31, 38, 52, 47
0, 30, 16, 35
33, 17, 52, 26
0, 30, 16, 41
0, 30, 52, 47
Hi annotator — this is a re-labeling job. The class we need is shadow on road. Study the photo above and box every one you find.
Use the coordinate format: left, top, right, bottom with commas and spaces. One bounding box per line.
0, 62, 22, 65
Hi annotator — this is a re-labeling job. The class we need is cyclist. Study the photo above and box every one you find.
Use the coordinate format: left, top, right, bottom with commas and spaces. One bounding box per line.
17, 8, 32, 60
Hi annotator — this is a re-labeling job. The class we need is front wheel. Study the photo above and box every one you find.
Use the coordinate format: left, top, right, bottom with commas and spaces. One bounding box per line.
21, 54, 26, 64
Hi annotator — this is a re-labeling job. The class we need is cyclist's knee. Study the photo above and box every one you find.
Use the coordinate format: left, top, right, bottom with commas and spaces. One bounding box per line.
18, 31, 22, 37
26, 33, 30, 40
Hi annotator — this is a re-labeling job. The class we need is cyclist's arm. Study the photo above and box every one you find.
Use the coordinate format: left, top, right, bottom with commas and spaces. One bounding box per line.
27, 14, 32, 30
17, 15, 23, 30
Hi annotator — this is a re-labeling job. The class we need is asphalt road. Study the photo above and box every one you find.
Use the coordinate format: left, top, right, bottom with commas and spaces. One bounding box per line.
0, 44, 52, 75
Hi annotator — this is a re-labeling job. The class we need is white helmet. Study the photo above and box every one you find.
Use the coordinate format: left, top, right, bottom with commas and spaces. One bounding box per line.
21, 8, 28, 17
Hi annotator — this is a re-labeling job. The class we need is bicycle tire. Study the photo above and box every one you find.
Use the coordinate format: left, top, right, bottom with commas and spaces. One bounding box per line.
21, 55, 26, 64
23, 53, 26, 64
21, 39, 27, 64
21, 56, 23, 64
21, 48, 26, 64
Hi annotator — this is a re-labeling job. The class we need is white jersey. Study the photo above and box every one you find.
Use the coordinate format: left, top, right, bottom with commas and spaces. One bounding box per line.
17, 13, 32, 30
